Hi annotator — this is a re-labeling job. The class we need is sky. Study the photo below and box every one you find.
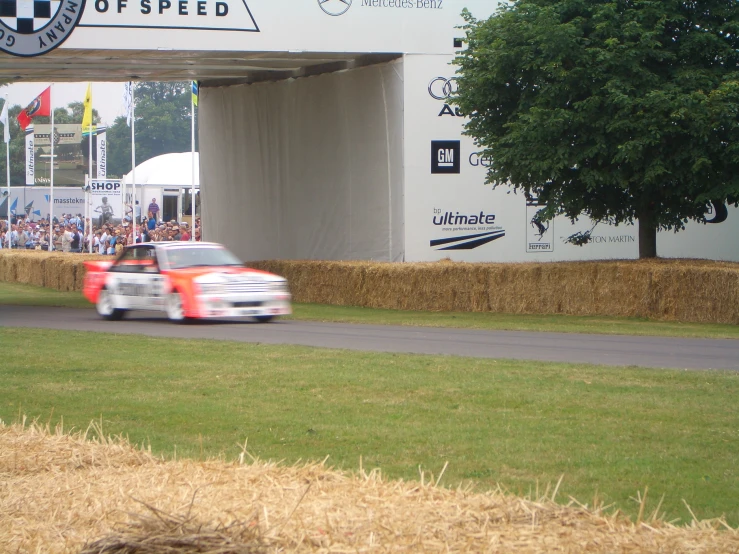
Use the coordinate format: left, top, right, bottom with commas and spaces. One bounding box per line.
0, 82, 127, 126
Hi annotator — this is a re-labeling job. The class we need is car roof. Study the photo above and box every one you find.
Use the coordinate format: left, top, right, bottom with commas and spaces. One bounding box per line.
130, 242, 223, 250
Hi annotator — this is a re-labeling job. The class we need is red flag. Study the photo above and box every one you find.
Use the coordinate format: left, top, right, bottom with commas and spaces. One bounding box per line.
17, 86, 51, 130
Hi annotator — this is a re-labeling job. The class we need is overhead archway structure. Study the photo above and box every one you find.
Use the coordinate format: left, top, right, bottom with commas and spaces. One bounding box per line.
1, 0, 737, 262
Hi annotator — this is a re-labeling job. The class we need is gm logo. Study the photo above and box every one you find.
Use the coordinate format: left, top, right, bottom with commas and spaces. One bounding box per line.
431, 140, 460, 174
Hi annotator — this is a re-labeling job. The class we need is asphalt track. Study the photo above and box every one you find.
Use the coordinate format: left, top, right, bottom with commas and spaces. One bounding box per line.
1, 305, 738, 370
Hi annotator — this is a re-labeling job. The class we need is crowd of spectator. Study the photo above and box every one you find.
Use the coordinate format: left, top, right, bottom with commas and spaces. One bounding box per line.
0, 210, 202, 254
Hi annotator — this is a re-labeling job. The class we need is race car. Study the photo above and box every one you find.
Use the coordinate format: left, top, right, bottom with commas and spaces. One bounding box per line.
83, 242, 291, 322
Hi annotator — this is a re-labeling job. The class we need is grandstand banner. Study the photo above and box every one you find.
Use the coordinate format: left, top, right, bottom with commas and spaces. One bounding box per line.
97, 131, 107, 179
25, 126, 34, 185
90, 179, 123, 226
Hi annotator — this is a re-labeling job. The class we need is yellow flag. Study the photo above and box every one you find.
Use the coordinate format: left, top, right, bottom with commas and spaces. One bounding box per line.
82, 83, 92, 133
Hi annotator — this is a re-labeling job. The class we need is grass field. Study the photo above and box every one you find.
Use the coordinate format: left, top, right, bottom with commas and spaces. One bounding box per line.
2, 281, 739, 339
1, 327, 737, 527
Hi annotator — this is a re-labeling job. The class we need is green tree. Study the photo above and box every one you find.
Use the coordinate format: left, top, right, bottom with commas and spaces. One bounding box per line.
453, 1, 739, 258
106, 81, 195, 177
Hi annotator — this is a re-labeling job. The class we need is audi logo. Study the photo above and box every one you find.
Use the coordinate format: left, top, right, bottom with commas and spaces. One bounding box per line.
428, 77, 459, 101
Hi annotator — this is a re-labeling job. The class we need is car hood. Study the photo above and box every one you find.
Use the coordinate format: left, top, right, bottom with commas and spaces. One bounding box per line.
166, 266, 284, 282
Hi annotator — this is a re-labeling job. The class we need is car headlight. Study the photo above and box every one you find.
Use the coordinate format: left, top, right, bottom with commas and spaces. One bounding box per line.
270, 280, 289, 293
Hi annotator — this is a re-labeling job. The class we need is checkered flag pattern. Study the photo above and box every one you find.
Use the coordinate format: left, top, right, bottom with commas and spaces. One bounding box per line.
0, 0, 62, 34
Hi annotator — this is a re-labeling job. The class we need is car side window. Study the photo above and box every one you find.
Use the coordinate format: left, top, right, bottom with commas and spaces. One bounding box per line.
109, 247, 160, 274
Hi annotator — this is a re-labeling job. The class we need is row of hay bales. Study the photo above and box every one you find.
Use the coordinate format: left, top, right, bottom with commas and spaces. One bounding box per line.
0, 250, 104, 292
246, 258, 739, 325
1, 250, 738, 324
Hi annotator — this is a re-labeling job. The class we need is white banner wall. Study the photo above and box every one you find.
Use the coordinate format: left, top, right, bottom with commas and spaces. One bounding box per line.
199, 60, 405, 262
403, 54, 739, 262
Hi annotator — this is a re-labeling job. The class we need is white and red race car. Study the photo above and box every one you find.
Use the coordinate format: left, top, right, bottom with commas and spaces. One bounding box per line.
83, 242, 291, 322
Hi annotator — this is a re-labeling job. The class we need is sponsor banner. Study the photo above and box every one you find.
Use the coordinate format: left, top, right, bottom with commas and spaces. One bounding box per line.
90, 180, 124, 225
34, 124, 83, 146
526, 197, 552, 253
403, 53, 739, 262
431, 208, 505, 250
97, 131, 107, 179
25, 127, 34, 186
2, 187, 85, 222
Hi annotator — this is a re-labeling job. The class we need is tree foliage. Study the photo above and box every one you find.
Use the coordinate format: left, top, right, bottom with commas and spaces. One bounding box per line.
106, 81, 194, 177
453, 0, 739, 258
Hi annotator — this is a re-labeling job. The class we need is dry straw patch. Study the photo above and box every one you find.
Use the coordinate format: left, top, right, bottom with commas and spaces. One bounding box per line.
1, 422, 737, 553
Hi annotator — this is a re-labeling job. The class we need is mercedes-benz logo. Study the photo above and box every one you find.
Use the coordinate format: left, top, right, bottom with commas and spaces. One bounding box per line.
428, 77, 459, 100
318, 0, 352, 16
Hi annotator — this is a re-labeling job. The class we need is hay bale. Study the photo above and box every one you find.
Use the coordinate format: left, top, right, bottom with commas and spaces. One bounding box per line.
1, 422, 737, 554
247, 258, 739, 324
3, 252, 739, 324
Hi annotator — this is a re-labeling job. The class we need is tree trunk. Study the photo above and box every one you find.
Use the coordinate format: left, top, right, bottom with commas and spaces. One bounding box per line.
637, 208, 657, 259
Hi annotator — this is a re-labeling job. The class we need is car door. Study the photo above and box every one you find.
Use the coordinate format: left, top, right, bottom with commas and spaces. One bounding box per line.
107, 246, 166, 311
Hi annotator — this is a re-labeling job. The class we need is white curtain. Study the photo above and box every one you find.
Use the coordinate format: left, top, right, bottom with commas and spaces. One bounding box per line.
198, 59, 404, 262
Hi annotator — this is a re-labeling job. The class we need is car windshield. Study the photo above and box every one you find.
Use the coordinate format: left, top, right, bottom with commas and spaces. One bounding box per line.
164, 246, 244, 270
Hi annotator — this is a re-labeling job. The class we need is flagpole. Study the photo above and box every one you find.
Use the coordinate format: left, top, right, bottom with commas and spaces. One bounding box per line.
88, 84, 93, 251
4, 94, 9, 249
130, 83, 136, 243
191, 82, 196, 241
82, 175, 93, 254
49, 85, 54, 251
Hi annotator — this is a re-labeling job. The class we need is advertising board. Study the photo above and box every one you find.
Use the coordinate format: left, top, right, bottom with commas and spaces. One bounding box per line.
403, 54, 739, 262
90, 180, 124, 226
1, 187, 86, 222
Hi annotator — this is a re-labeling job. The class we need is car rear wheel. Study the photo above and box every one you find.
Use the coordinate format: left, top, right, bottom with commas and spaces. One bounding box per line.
166, 291, 187, 322
254, 315, 274, 323
97, 288, 125, 321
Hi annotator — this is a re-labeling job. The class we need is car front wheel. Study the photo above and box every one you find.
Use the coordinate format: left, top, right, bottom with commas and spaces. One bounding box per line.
97, 288, 125, 321
254, 315, 274, 323
166, 291, 187, 322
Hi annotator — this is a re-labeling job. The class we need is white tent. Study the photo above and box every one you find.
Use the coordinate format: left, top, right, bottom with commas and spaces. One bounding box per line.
122, 152, 199, 187
122, 152, 200, 224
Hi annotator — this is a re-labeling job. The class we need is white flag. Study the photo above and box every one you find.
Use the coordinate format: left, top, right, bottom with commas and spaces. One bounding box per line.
0, 99, 9, 143
123, 82, 133, 126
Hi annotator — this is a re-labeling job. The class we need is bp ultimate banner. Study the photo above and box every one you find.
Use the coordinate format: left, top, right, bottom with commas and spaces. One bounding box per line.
402, 54, 739, 263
